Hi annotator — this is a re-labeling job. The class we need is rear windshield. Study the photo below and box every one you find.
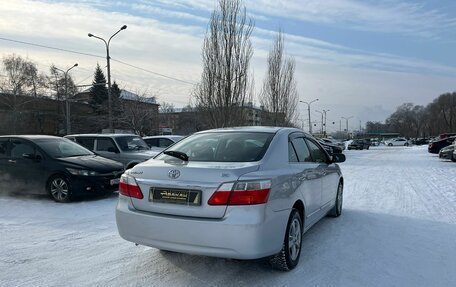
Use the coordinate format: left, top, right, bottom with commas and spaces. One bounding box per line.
155, 132, 274, 162
114, 136, 150, 151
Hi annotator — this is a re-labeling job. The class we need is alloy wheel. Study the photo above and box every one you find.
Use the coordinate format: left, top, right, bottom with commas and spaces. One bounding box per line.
50, 178, 69, 202
288, 217, 302, 261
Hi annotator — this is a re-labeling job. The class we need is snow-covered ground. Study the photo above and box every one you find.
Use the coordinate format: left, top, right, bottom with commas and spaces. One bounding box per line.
1, 146, 455, 287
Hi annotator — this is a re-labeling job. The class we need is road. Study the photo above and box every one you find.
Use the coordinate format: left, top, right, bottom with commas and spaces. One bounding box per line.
1, 146, 455, 287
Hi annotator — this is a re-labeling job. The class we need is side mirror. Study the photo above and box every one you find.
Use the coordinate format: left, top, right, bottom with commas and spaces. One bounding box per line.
107, 147, 120, 153
332, 153, 346, 163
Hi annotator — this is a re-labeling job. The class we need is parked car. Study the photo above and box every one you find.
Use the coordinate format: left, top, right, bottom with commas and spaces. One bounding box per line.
412, 138, 430, 145
429, 136, 456, 154
385, 138, 409, 146
116, 127, 345, 271
320, 138, 345, 150
65, 134, 159, 169
0, 135, 124, 202
318, 139, 343, 154
347, 139, 370, 150
439, 144, 455, 162
142, 135, 184, 151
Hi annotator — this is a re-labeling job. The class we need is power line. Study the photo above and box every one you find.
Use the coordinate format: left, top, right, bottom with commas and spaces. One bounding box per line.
0, 36, 197, 86
111, 58, 196, 85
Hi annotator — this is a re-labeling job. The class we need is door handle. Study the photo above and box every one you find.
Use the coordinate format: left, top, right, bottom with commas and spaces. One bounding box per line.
8, 160, 16, 163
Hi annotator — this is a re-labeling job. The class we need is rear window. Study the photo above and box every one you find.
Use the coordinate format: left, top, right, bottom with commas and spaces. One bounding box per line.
156, 132, 274, 162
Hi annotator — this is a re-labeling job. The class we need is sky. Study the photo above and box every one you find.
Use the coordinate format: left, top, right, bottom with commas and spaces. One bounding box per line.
0, 0, 455, 131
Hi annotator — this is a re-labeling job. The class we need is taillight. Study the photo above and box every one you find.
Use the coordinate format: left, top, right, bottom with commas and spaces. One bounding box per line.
119, 174, 144, 199
208, 180, 271, 206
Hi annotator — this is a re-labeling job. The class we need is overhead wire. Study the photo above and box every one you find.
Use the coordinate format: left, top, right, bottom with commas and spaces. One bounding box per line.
0, 36, 196, 86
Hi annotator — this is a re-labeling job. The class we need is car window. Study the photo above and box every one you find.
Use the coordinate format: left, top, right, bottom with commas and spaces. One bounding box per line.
115, 136, 149, 151
0, 139, 9, 158
145, 138, 158, 147
305, 139, 328, 163
291, 138, 312, 162
159, 138, 174, 148
37, 138, 93, 158
75, 137, 95, 150
156, 132, 274, 162
288, 141, 298, 163
10, 139, 35, 158
96, 138, 117, 152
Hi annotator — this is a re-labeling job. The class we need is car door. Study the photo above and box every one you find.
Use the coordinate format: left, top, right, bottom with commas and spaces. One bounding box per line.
288, 134, 322, 221
95, 137, 121, 163
305, 138, 338, 207
0, 138, 11, 185
9, 138, 46, 193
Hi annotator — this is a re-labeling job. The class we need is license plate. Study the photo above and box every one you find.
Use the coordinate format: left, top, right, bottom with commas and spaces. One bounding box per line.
150, 188, 201, 206
110, 178, 120, 185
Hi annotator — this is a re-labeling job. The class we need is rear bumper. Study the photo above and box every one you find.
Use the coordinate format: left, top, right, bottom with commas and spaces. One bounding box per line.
115, 196, 289, 260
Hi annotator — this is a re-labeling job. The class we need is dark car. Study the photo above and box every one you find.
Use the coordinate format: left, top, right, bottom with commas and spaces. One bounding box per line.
348, 139, 370, 150
428, 136, 456, 154
318, 140, 343, 154
0, 135, 124, 202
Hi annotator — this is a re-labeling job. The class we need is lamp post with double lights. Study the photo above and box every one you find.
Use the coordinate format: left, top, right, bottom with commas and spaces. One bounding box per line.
55, 63, 78, 134
341, 116, 353, 134
88, 25, 127, 132
315, 110, 324, 134
299, 98, 319, 134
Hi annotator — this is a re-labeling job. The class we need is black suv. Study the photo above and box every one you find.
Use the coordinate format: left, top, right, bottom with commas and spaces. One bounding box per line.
0, 135, 124, 202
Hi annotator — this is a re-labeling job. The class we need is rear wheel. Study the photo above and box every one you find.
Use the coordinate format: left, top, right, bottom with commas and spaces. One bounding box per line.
451, 154, 456, 162
48, 175, 73, 203
404, 143, 409, 146
269, 209, 302, 271
388, 143, 393, 146
329, 182, 343, 217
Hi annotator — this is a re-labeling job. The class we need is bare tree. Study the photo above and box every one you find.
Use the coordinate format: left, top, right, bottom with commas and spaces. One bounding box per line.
0, 54, 45, 133
119, 91, 159, 136
260, 31, 299, 126
193, 0, 254, 128
159, 101, 175, 113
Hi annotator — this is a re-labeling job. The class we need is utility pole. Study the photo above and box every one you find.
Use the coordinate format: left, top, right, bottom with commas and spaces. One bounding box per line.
341, 116, 353, 134
322, 109, 330, 136
300, 99, 319, 134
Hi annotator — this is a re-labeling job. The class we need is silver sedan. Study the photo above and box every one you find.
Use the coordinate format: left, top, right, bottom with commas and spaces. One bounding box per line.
116, 127, 345, 271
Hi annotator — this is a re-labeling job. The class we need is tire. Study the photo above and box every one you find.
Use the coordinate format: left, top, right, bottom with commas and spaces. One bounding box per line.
404, 143, 409, 146
451, 154, 456, 162
388, 143, 393, 146
367, 146, 370, 150
269, 209, 303, 271
48, 175, 73, 203
329, 182, 343, 217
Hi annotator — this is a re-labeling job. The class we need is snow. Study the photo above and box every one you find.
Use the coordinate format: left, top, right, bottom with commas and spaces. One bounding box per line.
1, 146, 455, 286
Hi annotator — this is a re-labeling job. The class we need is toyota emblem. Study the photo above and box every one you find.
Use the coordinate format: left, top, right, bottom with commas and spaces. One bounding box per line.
168, 169, 181, 179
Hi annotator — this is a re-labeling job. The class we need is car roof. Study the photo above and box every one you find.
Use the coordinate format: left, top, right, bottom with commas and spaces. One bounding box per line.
143, 135, 184, 140
0, 135, 62, 140
65, 133, 139, 138
194, 126, 303, 135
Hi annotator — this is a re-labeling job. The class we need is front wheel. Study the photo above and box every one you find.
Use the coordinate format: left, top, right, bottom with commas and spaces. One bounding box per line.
451, 154, 456, 162
48, 175, 73, 203
329, 182, 343, 217
388, 143, 393, 146
404, 143, 409, 146
269, 209, 303, 271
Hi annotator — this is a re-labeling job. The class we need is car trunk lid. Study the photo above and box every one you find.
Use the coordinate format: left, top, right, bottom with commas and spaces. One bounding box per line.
128, 160, 260, 219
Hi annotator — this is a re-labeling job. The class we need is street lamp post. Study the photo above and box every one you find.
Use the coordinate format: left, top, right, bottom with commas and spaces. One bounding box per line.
299, 99, 319, 134
341, 116, 353, 134
55, 63, 78, 134
88, 25, 127, 132
322, 109, 330, 135
315, 110, 323, 134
